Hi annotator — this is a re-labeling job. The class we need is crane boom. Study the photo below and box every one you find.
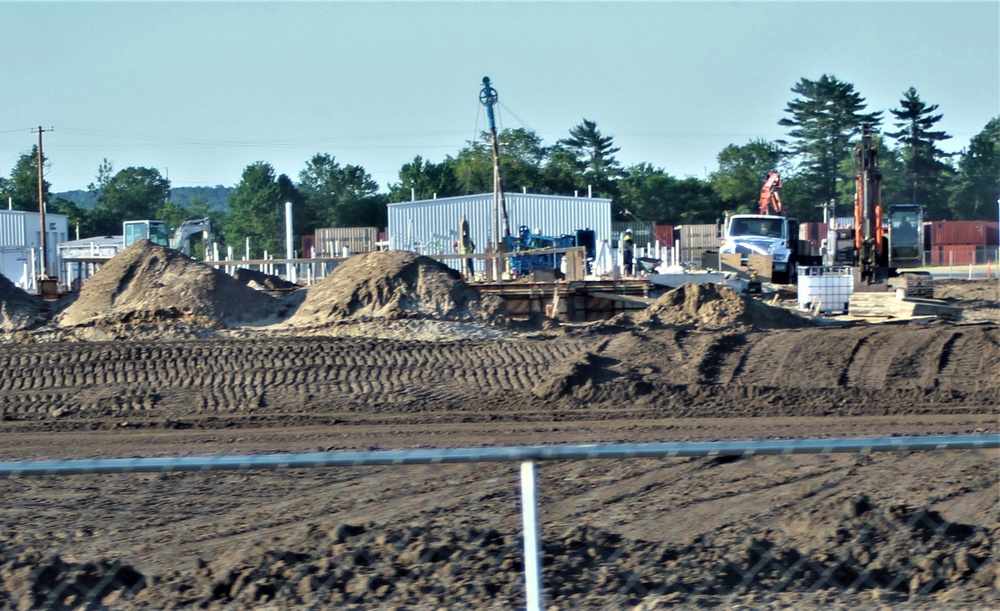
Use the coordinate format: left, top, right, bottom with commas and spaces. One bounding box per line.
757, 171, 784, 216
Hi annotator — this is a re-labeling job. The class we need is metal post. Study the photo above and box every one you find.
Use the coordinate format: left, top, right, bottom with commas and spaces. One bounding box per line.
520, 460, 544, 611
35, 127, 48, 280
285, 201, 296, 284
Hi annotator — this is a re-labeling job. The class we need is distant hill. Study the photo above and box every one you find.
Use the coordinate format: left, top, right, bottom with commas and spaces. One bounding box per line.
55, 186, 233, 212
56, 190, 97, 209
169, 186, 233, 212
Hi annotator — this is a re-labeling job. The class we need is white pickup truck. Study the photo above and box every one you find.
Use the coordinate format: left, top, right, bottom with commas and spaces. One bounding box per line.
719, 214, 811, 284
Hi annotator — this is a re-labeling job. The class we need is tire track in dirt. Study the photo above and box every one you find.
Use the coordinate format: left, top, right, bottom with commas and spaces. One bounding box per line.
0, 339, 583, 418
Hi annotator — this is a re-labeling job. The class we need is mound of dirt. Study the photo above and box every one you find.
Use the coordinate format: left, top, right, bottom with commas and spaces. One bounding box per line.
56, 240, 284, 330
0, 274, 50, 332
639, 282, 811, 330
286, 250, 508, 326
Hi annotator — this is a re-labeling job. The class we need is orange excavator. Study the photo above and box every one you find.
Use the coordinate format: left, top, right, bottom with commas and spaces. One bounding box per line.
758, 171, 784, 216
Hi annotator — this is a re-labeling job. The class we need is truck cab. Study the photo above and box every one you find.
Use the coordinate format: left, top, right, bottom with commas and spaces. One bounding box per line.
720, 214, 799, 283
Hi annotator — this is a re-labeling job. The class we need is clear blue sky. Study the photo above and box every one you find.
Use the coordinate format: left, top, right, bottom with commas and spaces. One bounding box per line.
1, 1, 997, 195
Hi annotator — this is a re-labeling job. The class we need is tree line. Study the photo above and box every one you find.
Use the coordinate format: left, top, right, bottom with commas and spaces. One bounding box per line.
1, 74, 997, 258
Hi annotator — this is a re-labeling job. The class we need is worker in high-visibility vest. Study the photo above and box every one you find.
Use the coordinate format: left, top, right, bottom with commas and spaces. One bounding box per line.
622, 229, 635, 276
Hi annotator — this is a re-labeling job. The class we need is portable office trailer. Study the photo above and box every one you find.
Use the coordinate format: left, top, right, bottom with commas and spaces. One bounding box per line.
0, 210, 69, 280
387, 193, 612, 273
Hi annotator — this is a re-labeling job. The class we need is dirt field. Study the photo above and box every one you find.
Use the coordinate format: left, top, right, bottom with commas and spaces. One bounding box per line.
0, 244, 996, 609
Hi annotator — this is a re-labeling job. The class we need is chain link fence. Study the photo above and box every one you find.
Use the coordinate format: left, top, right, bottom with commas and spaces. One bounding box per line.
1, 436, 996, 609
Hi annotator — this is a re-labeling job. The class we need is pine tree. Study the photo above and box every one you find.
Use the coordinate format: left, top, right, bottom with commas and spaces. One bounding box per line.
778, 74, 882, 208
885, 87, 955, 219
558, 119, 623, 198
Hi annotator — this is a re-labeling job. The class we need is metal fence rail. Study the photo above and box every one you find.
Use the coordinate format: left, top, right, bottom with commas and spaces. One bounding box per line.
1, 434, 997, 610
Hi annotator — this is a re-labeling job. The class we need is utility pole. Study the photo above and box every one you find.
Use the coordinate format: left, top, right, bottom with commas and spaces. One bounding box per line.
32, 126, 53, 281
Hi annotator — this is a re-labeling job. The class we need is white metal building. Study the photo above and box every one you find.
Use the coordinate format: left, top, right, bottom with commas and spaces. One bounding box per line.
388, 193, 612, 272
0, 210, 69, 288
57, 235, 124, 290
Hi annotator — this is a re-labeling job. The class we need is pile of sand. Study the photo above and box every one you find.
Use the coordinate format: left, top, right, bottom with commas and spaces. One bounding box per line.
638, 282, 810, 330
0, 275, 50, 332
56, 240, 284, 329
286, 251, 508, 327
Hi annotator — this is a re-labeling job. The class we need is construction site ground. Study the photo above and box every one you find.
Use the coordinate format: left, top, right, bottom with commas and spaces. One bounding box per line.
0, 243, 996, 609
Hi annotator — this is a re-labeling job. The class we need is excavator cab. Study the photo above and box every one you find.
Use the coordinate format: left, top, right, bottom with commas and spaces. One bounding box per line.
123, 220, 169, 249
887, 204, 923, 269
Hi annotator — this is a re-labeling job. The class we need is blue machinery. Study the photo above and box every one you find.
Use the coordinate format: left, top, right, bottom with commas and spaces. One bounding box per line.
506, 225, 596, 278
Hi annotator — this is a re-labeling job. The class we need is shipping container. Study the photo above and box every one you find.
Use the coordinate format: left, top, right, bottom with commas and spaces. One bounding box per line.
653, 224, 674, 249
314, 227, 380, 256
986, 221, 999, 246
387, 193, 612, 273
931, 245, 977, 266
799, 222, 829, 255
928, 220, 991, 246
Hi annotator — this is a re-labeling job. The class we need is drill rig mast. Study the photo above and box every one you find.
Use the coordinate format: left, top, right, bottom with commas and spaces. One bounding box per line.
480, 77, 511, 247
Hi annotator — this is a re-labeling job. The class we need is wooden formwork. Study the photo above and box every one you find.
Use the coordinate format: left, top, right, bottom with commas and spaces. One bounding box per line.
481, 279, 651, 322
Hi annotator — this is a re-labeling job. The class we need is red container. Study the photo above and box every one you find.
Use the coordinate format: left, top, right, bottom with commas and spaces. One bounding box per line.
986, 222, 999, 246
929, 221, 990, 246
931, 245, 977, 266
653, 224, 674, 249
798, 222, 828, 256
301, 234, 316, 257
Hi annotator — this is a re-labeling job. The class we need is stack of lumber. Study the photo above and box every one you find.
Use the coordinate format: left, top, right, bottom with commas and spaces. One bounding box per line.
848, 292, 962, 321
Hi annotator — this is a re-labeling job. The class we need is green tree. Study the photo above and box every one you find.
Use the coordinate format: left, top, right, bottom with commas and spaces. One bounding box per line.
87, 158, 114, 204
558, 119, 624, 198
48, 197, 98, 238
616, 163, 681, 223
1, 147, 50, 211
90, 166, 170, 235
450, 139, 493, 194
298, 153, 385, 230
225, 162, 297, 258
885, 87, 956, 219
387, 155, 460, 202
539, 146, 584, 196
778, 74, 882, 209
710, 139, 786, 214
494, 128, 546, 192
948, 117, 1000, 220
617, 164, 724, 224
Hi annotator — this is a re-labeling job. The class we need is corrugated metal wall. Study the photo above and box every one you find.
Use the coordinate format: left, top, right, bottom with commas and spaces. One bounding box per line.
0, 211, 28, 246
388, 193, 612, 263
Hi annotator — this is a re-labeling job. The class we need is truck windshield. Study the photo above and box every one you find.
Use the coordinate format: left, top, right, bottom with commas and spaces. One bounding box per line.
732, 218, 784, 238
